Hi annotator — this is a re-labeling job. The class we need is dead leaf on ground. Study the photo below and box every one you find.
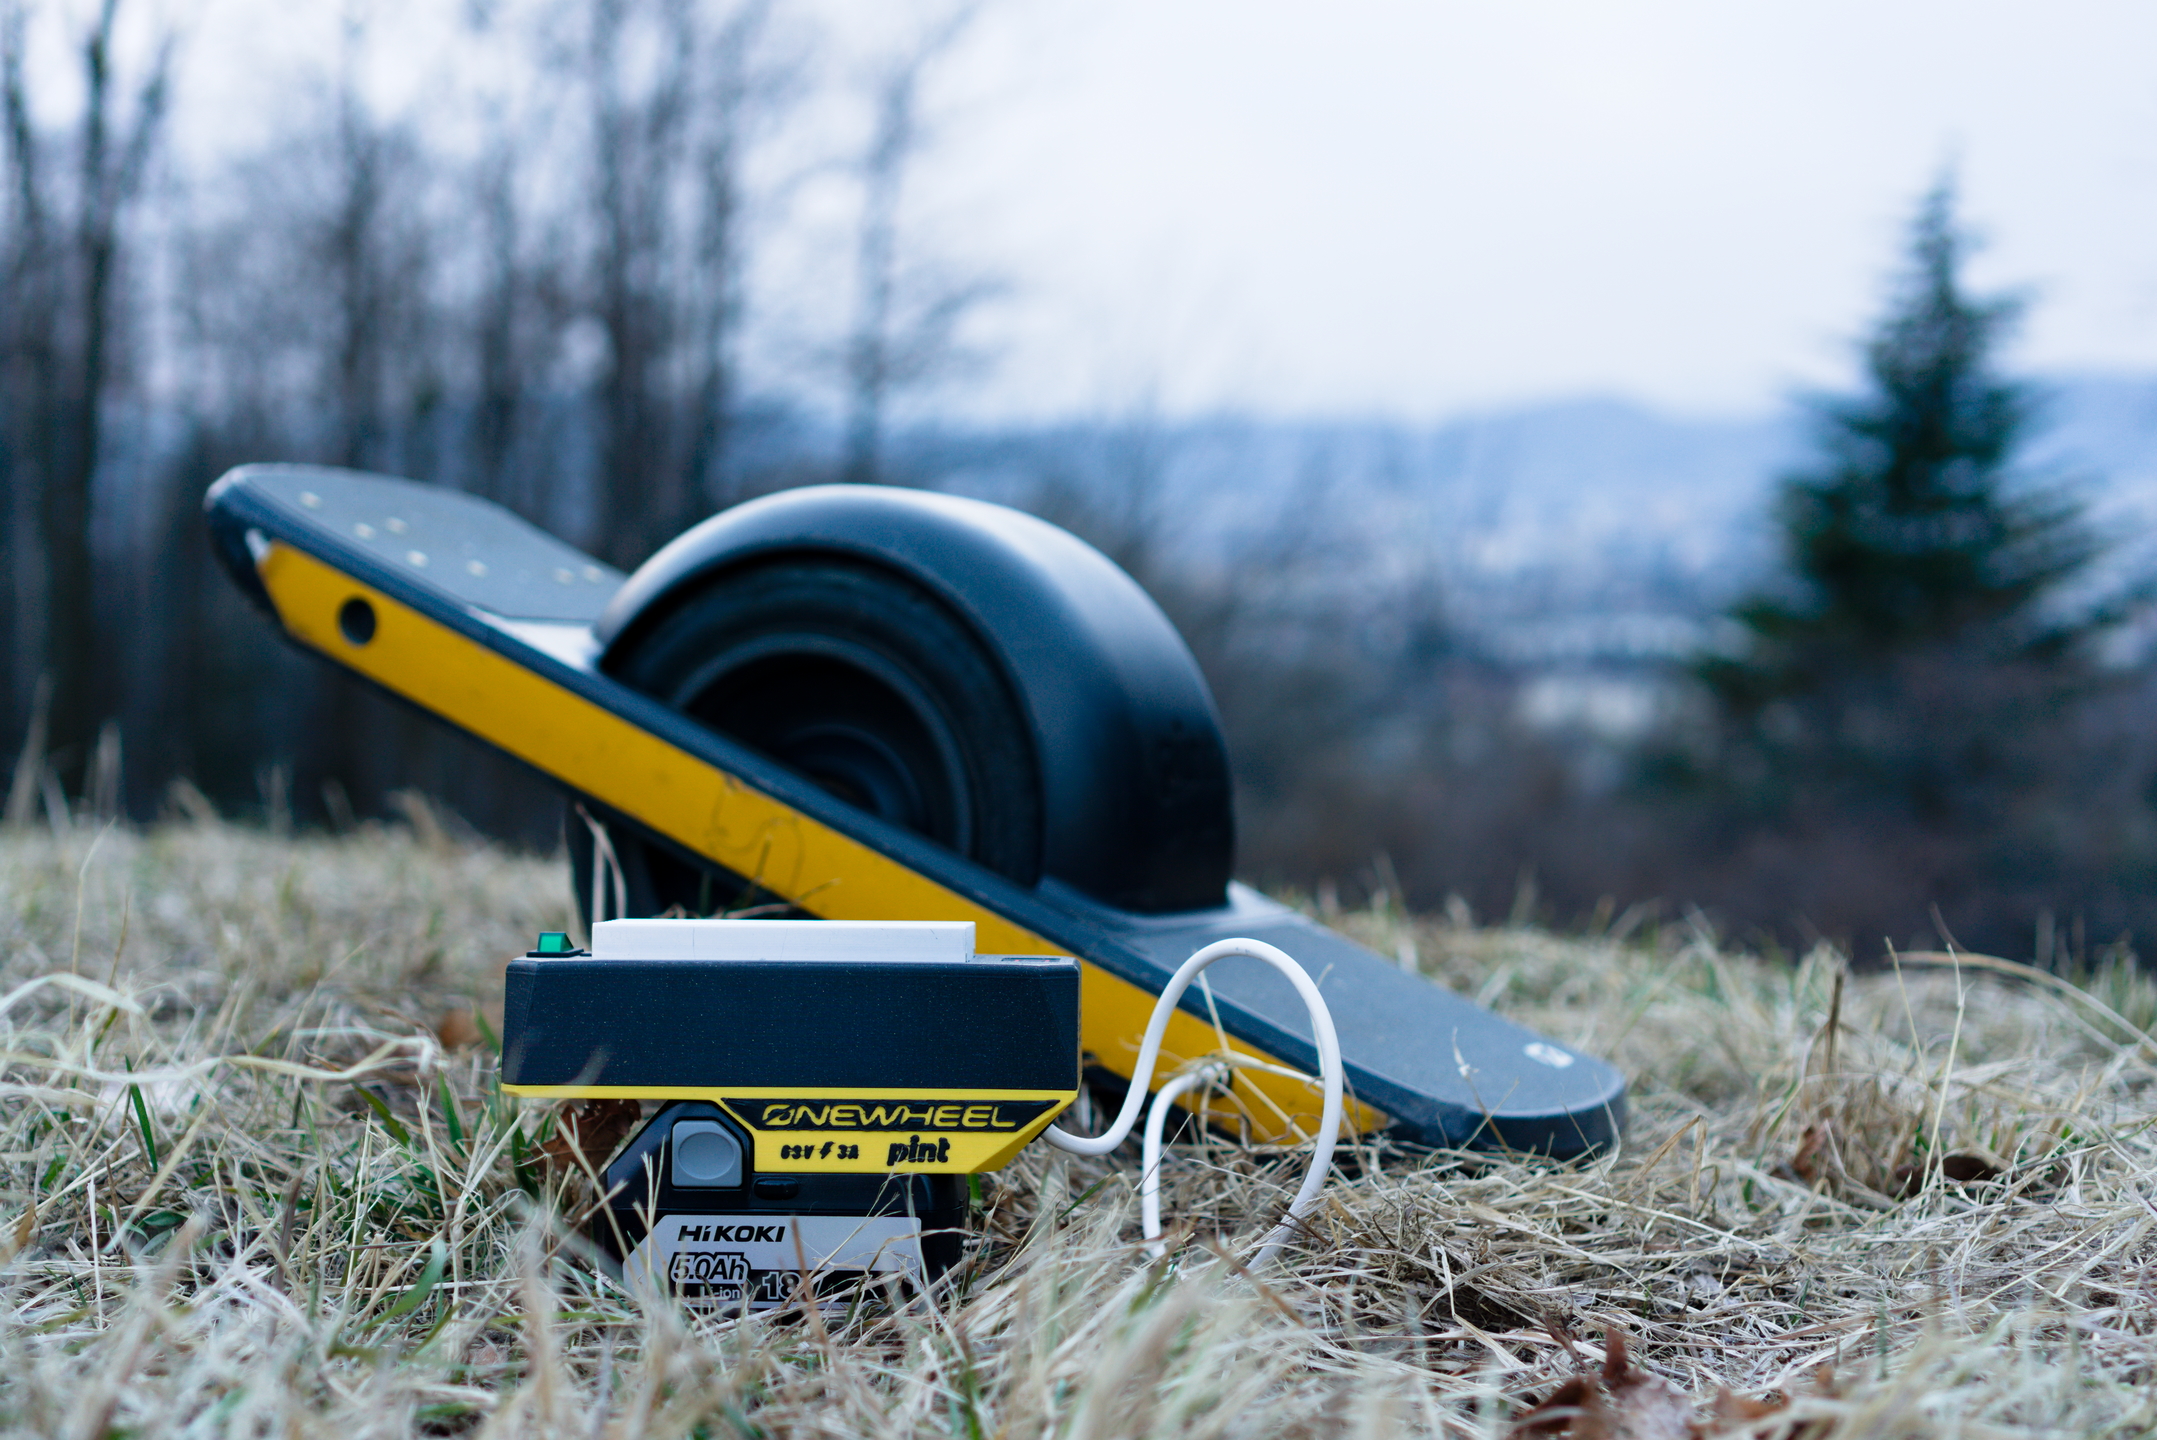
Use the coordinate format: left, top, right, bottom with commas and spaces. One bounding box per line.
538, 1098, 641, 1177
1514, 1332, 1837, 1440
1705, 1364, 1840, 1439
1892, 1151, 2004, 1197
1785, 1122, 1829, 1185
1511, 1329, 1691, 1439
1707, 1388, 1789, 1429
436, 1008, 482, 1049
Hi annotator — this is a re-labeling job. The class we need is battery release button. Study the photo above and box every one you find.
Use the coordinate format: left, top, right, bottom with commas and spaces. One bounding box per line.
671, 1121, 743, 1188
526, 931, 586, 958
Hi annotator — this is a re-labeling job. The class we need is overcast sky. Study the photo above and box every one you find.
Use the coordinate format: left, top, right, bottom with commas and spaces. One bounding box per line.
174, 0, 2157, 424
915, 0, 2157, 421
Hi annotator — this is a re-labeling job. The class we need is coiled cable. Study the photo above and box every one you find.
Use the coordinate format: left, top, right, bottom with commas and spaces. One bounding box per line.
1042, 937, 1344, 1269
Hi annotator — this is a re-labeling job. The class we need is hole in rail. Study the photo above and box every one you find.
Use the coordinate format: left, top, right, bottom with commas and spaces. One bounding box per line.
338, 597, 377, 646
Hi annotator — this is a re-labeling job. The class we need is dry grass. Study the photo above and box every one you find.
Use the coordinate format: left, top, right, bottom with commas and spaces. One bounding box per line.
2, 814, 2155, 1437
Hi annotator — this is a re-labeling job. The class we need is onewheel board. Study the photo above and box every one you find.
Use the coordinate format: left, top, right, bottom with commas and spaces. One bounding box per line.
206, 464, 1626, 1154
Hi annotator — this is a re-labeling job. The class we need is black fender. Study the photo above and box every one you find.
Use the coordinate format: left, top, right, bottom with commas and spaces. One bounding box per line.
594, 485, 1234, 914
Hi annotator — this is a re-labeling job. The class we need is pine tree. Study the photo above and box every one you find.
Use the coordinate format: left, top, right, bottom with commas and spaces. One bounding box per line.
1700, 180, 2110, 820
1699, 187, 2105, 788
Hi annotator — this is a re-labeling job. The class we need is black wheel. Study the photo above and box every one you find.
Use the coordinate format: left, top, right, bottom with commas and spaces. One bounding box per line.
568, 556, 1042, 921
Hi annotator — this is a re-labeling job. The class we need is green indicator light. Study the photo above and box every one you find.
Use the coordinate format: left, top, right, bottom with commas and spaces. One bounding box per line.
536, 931, 573, 954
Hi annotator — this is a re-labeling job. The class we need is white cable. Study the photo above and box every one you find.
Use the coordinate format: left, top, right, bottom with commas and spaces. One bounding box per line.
576, 805, 628, 927
1140, 1062, 1227, 1258
1043, 937, 1344, 1269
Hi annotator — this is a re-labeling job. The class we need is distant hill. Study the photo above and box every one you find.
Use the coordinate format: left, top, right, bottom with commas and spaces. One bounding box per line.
930, 372, 2157, 667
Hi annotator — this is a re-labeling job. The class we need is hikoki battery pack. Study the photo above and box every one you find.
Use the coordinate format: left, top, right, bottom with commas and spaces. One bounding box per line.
500, 918, 1080, 1306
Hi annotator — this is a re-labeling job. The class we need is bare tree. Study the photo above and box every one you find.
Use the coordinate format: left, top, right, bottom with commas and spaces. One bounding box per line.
326, 95, 430, 465
0, 0, 1023, 837
0, 0, 170, 788
468, 130, 538, 506
682, 1, 776, 517
585, 0, 688, 562
576, 0, 782, 566
838, 3, 997, 485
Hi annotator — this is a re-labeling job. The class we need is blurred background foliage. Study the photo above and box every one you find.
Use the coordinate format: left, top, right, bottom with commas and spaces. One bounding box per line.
3, 0, 2154, 962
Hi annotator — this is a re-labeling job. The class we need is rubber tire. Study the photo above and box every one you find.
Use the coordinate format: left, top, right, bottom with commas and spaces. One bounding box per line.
569, 556, 1043, 921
